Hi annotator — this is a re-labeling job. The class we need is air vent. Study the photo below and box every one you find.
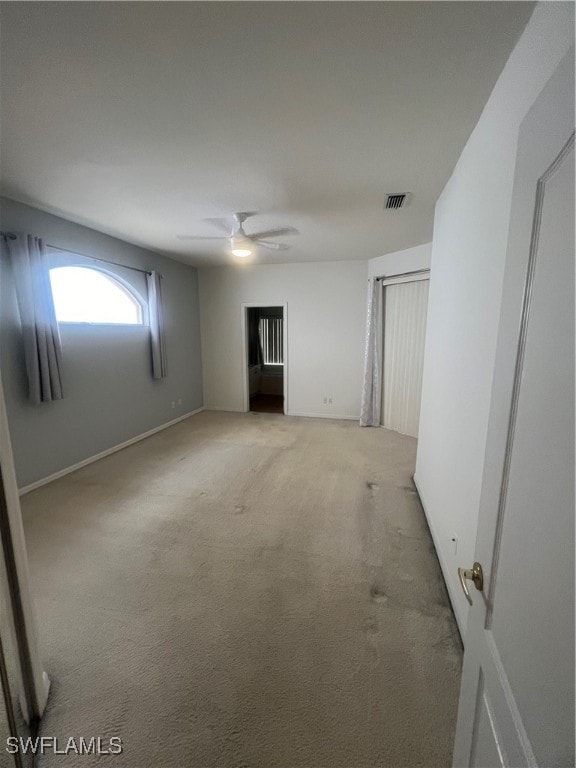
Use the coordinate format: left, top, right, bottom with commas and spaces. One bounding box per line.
385, 193, 410, 210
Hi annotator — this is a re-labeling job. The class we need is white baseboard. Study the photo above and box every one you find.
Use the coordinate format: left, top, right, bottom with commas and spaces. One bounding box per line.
18, 407, 205, 496
287, 411, 358, 421
413, 473, 466, 642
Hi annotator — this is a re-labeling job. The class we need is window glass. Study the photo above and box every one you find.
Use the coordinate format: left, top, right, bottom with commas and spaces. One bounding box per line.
49, 266, 143, 324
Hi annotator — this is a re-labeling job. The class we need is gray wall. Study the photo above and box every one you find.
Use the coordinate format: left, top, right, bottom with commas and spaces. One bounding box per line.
0, 197, 203, 488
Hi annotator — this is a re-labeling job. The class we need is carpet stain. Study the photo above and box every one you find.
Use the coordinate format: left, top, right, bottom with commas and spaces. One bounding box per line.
370, 584, 389, 603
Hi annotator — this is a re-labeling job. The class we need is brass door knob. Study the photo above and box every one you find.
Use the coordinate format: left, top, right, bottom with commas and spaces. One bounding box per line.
458, 562, 484, 605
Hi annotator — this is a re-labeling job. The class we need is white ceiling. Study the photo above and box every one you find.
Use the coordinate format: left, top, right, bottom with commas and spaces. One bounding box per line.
0, 2, 533, 267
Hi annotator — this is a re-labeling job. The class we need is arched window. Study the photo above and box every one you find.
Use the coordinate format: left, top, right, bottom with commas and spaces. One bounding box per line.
49, 266, 144, 325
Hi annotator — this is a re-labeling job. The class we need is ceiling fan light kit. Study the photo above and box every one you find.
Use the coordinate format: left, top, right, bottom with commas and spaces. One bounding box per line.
231, 239, 252, 258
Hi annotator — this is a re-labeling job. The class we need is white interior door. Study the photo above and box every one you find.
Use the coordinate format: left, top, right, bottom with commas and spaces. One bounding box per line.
453, 53, 574, 768
381, 278, 429, 438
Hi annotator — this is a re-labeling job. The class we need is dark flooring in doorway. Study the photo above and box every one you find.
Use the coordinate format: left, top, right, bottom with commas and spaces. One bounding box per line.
249, 393, 284, 414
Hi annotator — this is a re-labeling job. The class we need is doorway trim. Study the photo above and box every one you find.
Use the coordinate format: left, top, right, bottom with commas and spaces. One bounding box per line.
241, 302, 288, 414
0, 373, 50, 726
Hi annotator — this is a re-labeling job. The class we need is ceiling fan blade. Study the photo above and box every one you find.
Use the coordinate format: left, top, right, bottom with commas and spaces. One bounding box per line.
203, 217, 233, 234
202, 213, 258, 234
248, 226, 299, 241
255, 240, 290, 251
176, 235, 228, 241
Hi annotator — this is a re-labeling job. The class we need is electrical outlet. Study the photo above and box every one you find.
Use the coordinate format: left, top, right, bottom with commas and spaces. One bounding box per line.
328, 397, 333, 405
177, 398, 182, 405
323, 397, 328, 404
171, 401, 175, 409
451, 534, 458, 555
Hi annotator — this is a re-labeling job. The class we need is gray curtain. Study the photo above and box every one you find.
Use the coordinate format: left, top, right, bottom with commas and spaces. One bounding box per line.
359, 278, 383, 426
147, 270, 167, 379
248, 308, 263, 367
5, 234, 63, 404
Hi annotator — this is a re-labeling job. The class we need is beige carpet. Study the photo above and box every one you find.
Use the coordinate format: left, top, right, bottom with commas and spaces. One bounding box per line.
21, 411, 462, 767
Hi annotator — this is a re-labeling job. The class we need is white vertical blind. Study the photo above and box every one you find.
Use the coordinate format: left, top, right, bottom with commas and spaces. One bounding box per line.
259, 317, 283, 364
382, 279, 429, 438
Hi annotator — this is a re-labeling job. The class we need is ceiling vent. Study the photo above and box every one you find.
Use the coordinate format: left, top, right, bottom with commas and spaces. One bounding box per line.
384, 193, 411, 210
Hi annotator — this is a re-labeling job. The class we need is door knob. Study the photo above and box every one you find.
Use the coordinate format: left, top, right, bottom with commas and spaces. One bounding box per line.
458, 562, 484, 605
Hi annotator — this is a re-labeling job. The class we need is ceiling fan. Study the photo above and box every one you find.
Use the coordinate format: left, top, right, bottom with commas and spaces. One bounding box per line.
177, 212, 299, 257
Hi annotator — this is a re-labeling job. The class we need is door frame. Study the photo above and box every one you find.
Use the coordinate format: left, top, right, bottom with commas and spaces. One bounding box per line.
241, 302, 288, 414
0, 372, 50, 725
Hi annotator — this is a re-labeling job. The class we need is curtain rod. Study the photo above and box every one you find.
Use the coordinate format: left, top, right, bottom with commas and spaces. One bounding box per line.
1, 232, 153, 276
373, 268, 430, 282
47, 245, 153, 276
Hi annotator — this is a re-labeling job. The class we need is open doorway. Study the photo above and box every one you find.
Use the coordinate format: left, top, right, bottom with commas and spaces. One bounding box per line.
245, 306, 285, 414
